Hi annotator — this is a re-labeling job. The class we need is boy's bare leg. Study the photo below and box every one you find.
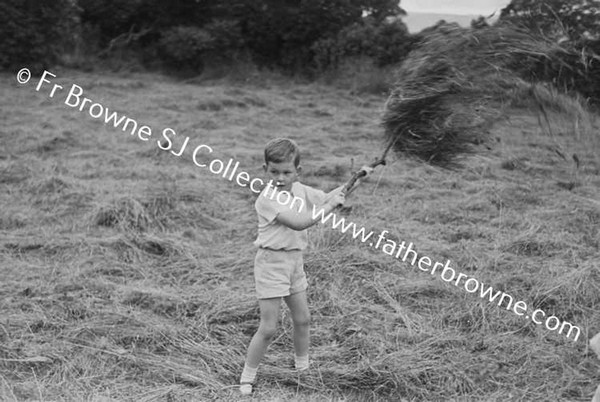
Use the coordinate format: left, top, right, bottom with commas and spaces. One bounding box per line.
244, 297, 281, 368
240, 298, 280, 394
284, 290, 310, 369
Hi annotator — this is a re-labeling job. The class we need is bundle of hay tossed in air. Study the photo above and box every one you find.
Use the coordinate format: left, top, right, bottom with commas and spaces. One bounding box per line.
382, 23, 592, 167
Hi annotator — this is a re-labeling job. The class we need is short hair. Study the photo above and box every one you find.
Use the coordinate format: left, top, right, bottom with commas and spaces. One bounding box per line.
264, 138, 300, 167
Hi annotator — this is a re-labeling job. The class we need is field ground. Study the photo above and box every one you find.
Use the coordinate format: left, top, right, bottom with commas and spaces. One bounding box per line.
1, 68, 599, 401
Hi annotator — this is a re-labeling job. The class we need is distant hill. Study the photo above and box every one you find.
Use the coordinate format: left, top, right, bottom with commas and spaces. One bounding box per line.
403, 11, 488, 33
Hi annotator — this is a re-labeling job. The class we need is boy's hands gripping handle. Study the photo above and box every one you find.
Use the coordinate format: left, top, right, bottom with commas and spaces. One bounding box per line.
324, 186, 346, 208
342, 158, 386, 196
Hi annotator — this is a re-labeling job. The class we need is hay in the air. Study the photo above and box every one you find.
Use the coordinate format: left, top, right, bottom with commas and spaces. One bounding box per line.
382, 23, 593, 167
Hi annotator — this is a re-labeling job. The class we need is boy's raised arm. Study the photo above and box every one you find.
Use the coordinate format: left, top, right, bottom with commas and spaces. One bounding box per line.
275, 187, 345, 231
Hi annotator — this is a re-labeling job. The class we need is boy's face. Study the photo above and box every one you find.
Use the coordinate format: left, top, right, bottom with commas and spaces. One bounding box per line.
264, 160, 301, 193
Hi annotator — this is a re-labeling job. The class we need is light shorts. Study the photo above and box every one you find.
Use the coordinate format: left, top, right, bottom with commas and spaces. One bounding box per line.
254, 247, 308, 299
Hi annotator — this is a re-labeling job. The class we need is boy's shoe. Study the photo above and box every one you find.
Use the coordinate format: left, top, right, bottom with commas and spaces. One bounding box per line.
239, 383, 253, 395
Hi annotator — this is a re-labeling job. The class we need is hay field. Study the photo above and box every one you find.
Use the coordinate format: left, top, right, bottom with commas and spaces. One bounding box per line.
1, 68, 599, 401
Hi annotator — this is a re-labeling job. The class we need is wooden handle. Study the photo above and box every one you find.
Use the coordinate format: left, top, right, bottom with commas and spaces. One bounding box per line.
340, 138, 395, 196
342, 158, 386, 195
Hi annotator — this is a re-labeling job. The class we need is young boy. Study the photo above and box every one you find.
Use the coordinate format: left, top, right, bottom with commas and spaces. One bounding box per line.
239, 138, 346, 395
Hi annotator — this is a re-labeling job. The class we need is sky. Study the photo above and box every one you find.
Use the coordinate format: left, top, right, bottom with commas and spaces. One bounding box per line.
402, 0, 512, 16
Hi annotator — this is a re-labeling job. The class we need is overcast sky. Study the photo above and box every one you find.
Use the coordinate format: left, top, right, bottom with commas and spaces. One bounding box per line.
402, 0, 511, 16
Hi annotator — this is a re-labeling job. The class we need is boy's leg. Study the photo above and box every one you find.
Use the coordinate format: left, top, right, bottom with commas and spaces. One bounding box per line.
242, 297, 281, 382
284, 290, 310, 370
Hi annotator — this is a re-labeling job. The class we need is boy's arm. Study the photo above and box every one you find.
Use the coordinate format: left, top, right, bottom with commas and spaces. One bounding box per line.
275, 187, 344, 231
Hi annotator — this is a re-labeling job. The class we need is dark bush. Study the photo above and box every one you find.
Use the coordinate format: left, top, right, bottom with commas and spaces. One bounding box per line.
78, 0, 144, 48
232, 0, 403, 71
499, 0, 600, 40
0, 0, 79, 72
77, 1, 245, 70
203, 19, 246, 62
312, 17, 414, 70
370, 18, 414, 66
78, 0, 219, 48
498, 0, 600, 104
158, 26, 213, 73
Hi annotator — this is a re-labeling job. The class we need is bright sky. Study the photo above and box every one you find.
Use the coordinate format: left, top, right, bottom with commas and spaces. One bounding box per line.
402, 0, 511, 16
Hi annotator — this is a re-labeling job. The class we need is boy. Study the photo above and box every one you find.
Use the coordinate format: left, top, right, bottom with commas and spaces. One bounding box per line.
239, 138, 346, 395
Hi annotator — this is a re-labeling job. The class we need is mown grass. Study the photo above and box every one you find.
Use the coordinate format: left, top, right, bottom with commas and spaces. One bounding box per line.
0, 67, 599, 401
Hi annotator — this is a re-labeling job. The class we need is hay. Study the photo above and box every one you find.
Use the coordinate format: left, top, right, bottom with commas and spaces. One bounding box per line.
382, 24, 593, 167
90, 189, 225, 234
93, 197, 150, 231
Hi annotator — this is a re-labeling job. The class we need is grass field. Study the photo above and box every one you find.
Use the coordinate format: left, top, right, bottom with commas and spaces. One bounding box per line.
1, 67, 599, 401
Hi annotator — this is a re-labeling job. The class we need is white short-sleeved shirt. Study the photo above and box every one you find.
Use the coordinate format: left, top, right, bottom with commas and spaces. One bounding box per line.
253, 181, 326, 251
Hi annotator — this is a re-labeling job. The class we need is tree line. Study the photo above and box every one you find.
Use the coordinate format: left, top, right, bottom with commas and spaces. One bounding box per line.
0, 0, 411, 74
0, 0, 598, 102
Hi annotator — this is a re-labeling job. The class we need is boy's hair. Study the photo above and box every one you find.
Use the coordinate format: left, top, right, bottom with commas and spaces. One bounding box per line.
264, 138, 301, 167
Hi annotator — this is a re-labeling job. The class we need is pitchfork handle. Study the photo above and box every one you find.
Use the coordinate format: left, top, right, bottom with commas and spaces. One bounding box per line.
342, 158, 386, 195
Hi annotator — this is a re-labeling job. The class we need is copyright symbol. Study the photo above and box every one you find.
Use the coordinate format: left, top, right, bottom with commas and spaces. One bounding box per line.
16, 68, 31, 84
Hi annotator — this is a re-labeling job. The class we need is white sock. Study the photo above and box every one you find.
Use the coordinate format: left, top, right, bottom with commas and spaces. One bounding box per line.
240, 363, 258, 384
239, 383, 252, 395
295, 354, 309, 371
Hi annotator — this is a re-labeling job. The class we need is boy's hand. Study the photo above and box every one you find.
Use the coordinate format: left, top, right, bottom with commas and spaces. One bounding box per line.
343, 165, 376, 196
325, 185, 345, 207
358, 165, 375, 177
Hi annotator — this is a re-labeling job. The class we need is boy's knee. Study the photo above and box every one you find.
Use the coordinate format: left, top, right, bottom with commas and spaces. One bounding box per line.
294, 312, 311, 328
258, 323, 277, 340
